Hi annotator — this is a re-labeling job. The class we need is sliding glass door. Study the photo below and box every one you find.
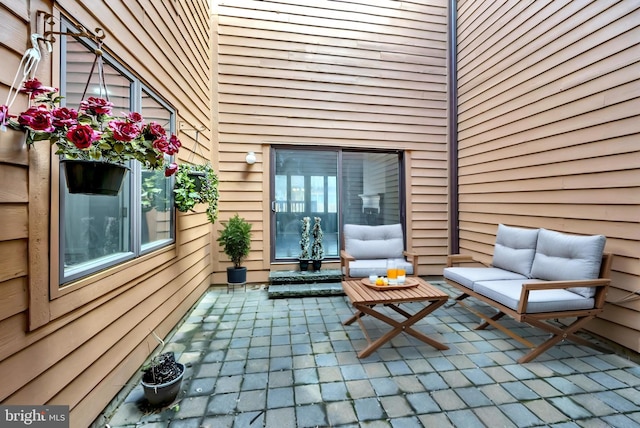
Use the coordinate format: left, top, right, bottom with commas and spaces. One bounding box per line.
272, 147, 403, 262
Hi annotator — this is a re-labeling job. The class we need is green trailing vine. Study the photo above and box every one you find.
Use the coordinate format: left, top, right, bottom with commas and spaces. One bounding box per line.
173, 163, 219, 223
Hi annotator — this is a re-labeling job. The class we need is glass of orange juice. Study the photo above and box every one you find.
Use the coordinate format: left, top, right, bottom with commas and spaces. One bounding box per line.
397, 268, 406, 284
387, 260, 398, 285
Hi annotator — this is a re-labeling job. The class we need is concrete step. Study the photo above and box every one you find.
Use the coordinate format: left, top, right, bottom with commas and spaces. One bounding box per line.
267, 282, 344, 298
268, 269, 342, 285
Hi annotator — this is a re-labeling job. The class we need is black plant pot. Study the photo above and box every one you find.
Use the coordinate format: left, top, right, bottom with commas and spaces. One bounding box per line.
227, 266, 247, 284
299, 259, 309, 271
62, 160, 128, 196
141, 362, 185, 406
312, 260, 322, 271
188, 171, 206, 193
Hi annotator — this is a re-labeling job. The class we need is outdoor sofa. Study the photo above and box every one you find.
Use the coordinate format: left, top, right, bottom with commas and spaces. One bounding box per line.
444, 224, 613, 363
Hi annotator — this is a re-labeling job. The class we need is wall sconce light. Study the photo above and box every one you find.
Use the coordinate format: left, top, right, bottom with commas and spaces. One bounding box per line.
245, 151, 256, 165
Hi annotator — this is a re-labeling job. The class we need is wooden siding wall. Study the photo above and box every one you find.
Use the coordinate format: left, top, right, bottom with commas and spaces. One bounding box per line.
456, 1, 640, 353
0, 1, 214, 426
214, 0, 450, 280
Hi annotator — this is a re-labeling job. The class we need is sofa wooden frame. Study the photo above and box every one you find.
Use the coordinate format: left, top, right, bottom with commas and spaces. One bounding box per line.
446, 253, 613, 363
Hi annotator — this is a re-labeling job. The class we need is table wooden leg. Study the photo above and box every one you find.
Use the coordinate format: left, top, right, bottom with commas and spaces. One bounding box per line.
350, 299, 448, 358
343, 305, 377, 326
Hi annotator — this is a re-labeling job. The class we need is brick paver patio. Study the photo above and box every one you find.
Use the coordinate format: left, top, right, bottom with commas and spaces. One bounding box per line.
98, 281, 640, 427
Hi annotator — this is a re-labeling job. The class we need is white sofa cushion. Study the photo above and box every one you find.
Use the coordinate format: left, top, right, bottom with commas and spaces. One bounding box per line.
530, 229, 606, 297
344, 223, 404, 259
347, 258, 414, 278
474, 280, 595, 313
492, 224, 539, 278
443, 267, 527, 290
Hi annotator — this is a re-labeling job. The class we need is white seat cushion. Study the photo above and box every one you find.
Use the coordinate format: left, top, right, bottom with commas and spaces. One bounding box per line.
347, 258, 413, 278
474, 280, 595, 313
444, 267, 527, 290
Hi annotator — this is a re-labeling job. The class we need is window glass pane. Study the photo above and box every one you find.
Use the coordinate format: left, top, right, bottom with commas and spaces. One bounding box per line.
65, 40, 129, 109
59, 28, 177, 285
342, 152, 400, 226
273, 149, 338, 259
290, 175, 304, 212
62, 37, 133, 281
141, 169, 172, 246
311, 176, 324, 212
141, 90, 174, 247
63, 187, 132, 276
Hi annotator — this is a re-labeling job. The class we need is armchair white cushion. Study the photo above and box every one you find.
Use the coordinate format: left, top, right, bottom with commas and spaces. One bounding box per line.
341, 223, 418, 279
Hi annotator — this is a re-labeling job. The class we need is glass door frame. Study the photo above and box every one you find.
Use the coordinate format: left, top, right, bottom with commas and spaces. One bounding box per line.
269, 145, 406, 264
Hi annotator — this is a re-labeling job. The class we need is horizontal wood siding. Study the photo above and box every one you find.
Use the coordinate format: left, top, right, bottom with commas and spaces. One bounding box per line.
0, 1, 214, 426
215, 0, 450, 280
456, 0, 640, 352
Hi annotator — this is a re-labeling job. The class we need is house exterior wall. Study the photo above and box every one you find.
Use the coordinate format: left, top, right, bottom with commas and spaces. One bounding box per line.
0, 1, 214, 426
1, 0, 638, 425
213, 0, 450, 283
455, 0, 640, 353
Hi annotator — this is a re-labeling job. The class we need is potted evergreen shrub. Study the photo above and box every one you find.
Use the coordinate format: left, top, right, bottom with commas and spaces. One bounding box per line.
311, 216, 324, 271
299, 216, 311, 271
217, 214, 252, 284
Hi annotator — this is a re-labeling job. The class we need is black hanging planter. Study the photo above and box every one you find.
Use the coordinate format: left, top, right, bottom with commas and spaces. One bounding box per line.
188, 170, 206, 193
62, 160, 128, 196
299, 259, 309, 271
227, 266, 247, 284
312, 259, 322, 271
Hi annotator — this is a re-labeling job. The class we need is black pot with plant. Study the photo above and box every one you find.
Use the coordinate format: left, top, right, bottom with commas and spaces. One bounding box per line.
140, 352, 185, 407
173, 163, 219, 223
217, 214, 252, 284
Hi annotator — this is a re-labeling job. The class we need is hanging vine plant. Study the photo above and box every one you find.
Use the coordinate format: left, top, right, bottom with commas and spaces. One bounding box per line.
173, 163, 219, 223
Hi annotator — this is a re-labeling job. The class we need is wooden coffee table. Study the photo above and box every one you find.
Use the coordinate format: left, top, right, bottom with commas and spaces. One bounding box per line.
342, 277, 450, 358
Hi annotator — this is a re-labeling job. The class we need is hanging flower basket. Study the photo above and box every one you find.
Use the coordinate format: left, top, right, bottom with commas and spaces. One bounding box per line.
188, 170, 206, 193
173, 163, 219, 223
62, 159, 128, 196
2, 79, 181, 186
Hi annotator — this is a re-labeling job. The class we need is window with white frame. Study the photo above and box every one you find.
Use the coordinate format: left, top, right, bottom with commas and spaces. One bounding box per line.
59, 22, 176, 285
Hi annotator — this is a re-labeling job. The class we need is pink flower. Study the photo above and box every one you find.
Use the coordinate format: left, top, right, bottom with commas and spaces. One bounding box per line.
18, 105, 55, 132
147, 121, 166, 137
152, 136, 169, 153
20, 78, 58, 99
51, 107, 78, 128
80, 97, 113, 116
0, 104, 9, 126
109, 119, 141, 141
66, 124, 101, 149
164, 162, 178, 176
162, 134, 181, 155
126, 112, 144, 123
